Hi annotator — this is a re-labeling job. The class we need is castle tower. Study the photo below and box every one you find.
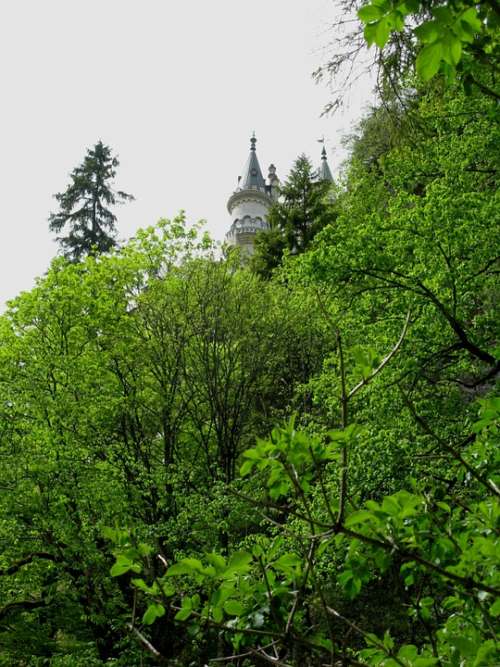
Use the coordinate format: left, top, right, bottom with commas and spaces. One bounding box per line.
318, 145, 333, 182
225, 134, 277, 255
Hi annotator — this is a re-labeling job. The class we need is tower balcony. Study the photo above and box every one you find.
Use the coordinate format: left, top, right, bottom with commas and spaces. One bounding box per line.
225, 216, 270, 251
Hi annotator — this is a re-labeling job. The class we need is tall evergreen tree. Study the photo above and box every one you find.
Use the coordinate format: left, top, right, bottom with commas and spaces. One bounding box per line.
48, 141, 134, 260
252, 154, 334, 278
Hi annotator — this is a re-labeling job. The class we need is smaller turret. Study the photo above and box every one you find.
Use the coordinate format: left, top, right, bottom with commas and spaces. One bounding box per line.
266, 164, 280, 200
318, 145, 333, 182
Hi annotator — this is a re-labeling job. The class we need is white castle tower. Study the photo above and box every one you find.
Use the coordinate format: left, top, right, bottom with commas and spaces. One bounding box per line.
225, 134, 278, 255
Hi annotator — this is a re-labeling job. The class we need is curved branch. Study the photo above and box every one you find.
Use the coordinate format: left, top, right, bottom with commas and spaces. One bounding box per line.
348, 310, 411, 400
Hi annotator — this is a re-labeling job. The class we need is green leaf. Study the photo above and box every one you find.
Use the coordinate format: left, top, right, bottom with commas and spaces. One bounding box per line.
383, 629, 394, 650
489, 598, 500, 617
449, 635, 477, 657
212, 605, 223, 623
101, 526, 117, 542
142, 603, 165, 625
441, 35, 462, 65
223, 599, 245, 616
273, 552, 302, 575
240, 459, 255, 476
252, 544, 263, 558
175, 597, 193, 621
345, 509, 374, 526
461, 7, 482, 31
228, 551, 253, 571
206, 552, 226, 573
110, 555, 140, 577
398, 644, 418, 661
338, 570, 362, 598
242, 448, 261, 460
392, 11, 405, 31
174, 606, 192, 621
364, 22, 378, 47
381, 496, 400, 516
400, 0, 419, 11
432, 6, 453, 23
358, 4, 384, 22
416, 42, 443, 80
167, 558, 204, 576
414, 20, 440, 43
131, 578, 161, 595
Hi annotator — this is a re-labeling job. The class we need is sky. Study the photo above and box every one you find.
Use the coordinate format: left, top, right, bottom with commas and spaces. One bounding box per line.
0, 0, 375, 309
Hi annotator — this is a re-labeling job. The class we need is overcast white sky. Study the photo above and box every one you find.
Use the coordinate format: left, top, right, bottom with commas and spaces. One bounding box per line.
0, 0, 375, 309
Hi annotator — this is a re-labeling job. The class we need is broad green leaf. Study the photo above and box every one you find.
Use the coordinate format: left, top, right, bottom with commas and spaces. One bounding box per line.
142, 603, 165, 625
489, 598, 500, 617
175, 596, 193, 621
461, 7, 482, 31
206, 552, 226, 573
110, 555, 140, 577
240, 459, 254, 476
364, 22, 379, 46
224, 599, 245, 616
345, 509, 375, 526
414, 20, 440, 43
212, 605, 223, 623
228, 551, 252, 571
174, 606, 192, 621
167, 558, 204, 576
416, 41, 443, 80
358, 4, 384, 22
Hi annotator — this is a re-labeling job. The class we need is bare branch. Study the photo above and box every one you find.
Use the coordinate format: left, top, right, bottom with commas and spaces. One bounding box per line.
126, 623, 168, 664
348, 310, 411, 399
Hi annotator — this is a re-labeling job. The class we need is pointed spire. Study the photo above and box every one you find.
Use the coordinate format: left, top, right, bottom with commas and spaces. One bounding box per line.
319, 145, 333, 182
238, 133, 266, 191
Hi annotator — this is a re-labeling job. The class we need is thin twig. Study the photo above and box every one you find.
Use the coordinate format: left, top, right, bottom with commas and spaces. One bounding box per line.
399, 387, 500, 498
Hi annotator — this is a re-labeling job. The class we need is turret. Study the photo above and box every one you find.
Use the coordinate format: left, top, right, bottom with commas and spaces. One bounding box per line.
225, 134, 276, 255
318, 145, 333, 182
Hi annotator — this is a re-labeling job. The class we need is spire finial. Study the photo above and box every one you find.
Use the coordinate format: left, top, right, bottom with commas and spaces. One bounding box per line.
322, 145, 327, 159
250, 132, 256, 151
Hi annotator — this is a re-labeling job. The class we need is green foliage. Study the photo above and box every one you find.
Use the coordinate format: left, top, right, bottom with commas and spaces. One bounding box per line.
0, 214, 331, 664
48, 141, 134, 260
357, 0, 499, 89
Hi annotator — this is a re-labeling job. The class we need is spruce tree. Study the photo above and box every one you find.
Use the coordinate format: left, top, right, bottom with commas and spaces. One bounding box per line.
252, 154, 333, 278
49, 141, 134, 260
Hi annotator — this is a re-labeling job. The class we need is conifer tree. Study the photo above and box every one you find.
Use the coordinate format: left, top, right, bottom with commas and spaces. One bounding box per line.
252, 154, 333, 278
48, 141, 134, 260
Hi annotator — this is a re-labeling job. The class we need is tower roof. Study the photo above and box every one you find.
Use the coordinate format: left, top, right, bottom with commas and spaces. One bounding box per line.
319, 145, 333, 182
238, 133, 266, 191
